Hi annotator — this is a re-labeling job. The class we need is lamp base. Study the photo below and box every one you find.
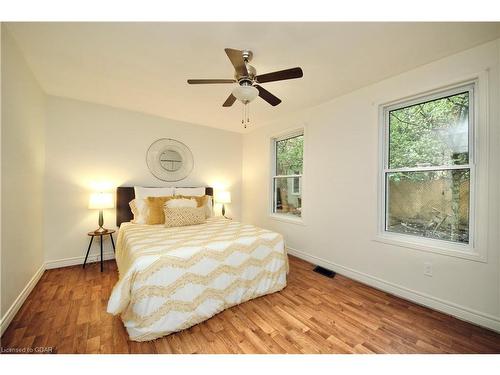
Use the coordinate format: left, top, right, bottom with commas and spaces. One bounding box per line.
93, 210, 109, 234
221, 204, 231, 219
93, 226, 110, 234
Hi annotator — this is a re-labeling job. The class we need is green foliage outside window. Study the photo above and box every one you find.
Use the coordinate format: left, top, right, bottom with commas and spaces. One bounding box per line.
276, 135, 304, 176
389, 92, 469, 182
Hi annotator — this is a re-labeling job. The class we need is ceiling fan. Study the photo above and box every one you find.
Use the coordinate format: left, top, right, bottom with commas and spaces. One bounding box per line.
187, 49, 303, 115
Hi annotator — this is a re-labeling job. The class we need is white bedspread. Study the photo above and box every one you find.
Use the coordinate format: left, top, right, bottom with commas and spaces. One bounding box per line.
107, 217, 288, 341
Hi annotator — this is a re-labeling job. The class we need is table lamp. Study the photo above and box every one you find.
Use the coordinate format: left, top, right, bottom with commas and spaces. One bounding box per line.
88, 192, 114, 233
215, 191, 231, 218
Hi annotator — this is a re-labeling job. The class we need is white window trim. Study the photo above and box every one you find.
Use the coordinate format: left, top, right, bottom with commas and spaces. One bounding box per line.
376, 78, 487, 262
269, 127, 305, 224
269, 212, 306, 226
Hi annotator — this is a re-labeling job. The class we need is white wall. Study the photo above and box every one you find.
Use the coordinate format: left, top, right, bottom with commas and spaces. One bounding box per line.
44, 96, 242, 265
1, 28, 46, 319
242, 40, 500, 330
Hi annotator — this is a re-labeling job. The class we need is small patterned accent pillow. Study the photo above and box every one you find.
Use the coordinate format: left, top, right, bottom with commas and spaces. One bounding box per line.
163, 206, 206, 228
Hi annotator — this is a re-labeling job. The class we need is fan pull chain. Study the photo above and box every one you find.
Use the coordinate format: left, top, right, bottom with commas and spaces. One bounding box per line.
241, 102, 252, 129
241, 104, 244, 126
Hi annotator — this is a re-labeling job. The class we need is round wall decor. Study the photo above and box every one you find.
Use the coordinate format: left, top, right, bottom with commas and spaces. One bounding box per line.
146, 138, 194, 181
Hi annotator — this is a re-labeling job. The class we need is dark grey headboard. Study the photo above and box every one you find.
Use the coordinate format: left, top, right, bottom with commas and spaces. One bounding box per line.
116, 186, 214, 227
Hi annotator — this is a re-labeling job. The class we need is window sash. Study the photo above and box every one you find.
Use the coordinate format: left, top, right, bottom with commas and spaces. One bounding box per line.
383, 167, 471, 240
272, 175, 302, 214
381, 82, 475, 248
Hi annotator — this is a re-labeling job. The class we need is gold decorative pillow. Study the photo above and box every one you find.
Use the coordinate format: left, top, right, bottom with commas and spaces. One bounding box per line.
145, 196, 175, 224
176, 195, 211, 218
164, 206, 206, 228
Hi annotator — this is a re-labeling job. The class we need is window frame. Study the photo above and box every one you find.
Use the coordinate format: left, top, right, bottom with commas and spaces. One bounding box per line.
377, 81, 479, 259
270, 128, 305, 225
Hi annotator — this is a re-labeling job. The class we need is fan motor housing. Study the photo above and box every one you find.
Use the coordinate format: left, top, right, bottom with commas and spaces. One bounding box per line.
238, 78, 253, 87
232, 49, 256, 82
235, 64, 256, 82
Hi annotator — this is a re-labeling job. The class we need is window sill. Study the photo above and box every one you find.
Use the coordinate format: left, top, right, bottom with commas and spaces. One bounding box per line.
269, 213, 305, 226
373, 233, 485, 263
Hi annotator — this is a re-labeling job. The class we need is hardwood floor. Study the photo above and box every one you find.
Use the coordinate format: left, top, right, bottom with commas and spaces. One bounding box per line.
1, 255, 499, 354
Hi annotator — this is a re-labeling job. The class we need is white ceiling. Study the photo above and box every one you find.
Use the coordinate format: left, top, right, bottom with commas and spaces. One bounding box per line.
6, 22, 500, 133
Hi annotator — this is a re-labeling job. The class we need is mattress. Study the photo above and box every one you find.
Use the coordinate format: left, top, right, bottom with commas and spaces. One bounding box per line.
107, 217, 288, 341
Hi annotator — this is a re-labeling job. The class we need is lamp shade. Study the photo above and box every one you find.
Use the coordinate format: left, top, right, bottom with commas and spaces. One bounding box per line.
88, 192, 114, 209
215, 191, 231, 204
232, 85, 259, 103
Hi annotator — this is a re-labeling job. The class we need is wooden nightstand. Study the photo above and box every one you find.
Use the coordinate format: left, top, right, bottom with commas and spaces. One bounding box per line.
83, 229, 115, 272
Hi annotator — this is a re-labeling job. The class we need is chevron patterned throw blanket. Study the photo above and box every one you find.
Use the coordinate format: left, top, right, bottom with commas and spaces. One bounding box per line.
107, 218, 288, 341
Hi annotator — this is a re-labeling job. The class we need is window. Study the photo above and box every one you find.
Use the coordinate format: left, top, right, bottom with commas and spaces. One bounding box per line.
381, 84, 474, 246
292, 174, 301, 195
272, 131, 303, 218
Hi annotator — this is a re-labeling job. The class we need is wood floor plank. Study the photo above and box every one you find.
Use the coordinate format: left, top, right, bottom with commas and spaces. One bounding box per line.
1, 256, 499, 354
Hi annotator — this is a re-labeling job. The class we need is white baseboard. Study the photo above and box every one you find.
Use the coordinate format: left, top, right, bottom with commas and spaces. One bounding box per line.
286, 246, 500, 333
0, 264, 45, 336
45, 251, 115, 269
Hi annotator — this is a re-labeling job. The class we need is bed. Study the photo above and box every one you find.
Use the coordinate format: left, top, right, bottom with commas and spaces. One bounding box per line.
107, 187, 288, 341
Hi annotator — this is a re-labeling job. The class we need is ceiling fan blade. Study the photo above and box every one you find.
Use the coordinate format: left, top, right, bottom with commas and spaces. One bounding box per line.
256, 67, 303, 84
222, 94, 237, 107
187, 79, 236, 84
224, 48, 248, 77
255, 85, 282, 106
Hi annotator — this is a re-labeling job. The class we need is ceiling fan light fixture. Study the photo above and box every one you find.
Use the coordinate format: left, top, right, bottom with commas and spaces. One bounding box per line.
187, 48, 303, 128
232, 85, 259, 104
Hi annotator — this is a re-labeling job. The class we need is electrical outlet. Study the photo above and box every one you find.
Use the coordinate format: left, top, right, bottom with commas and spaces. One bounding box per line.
424, 262, 433, 277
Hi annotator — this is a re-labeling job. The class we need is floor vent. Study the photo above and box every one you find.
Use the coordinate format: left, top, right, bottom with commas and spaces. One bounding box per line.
313, 266, 336, 278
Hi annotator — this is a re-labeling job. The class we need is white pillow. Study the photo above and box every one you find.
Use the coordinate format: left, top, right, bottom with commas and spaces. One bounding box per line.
174, 187, 205, 196
134, 186, 174, 200
129, 198, 149, 224
165, 198, 197, 208
174, 187, 213, 218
